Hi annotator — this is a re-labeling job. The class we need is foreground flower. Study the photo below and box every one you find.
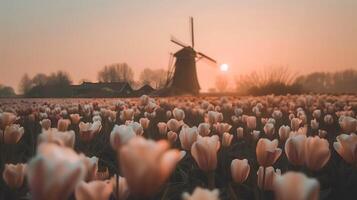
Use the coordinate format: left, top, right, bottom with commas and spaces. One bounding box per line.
167, 118, 182, 132
57, 119, 71, 132
305, 136, 331, 171
75, 180, 112, 200
81, 156, 98, 181
2, 163, 26, 188
110, 125, 135, 149
179, 126, 199, 150
27, 143, 86, 200
173, 108, 185, 121
274, 172, 319, 200
231, 159, 250, 184
119, 137, 180, 197
263, 123, 275, 138
333, 133, 357, 166
70, 114, 81, 124
257, 166, 281, 191
256, 138, 282, 167
40, 119, 52, 131
285, 135, 306, 166
79, 121, 102, 142
182, 187, 220, 200
278, 125, 291, 143
339, 116, 357, 133
0, 112, 17, 129
198, 123, 211, 136
110, 175, 130, 200
191, 135, 220, 172
38, 128, 75, 148
2, 124, 24, 144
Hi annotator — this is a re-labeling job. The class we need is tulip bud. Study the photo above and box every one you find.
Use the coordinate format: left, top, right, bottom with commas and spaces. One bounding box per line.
305, 136, 330, 171
2, 124, 24, 144
139, 118, 150, 129
126, 121, 144, 136
214, 123, 232, 136
119, 137, 180, 197
179, 126, 198, 150
198, 123, 211, 136
222, 132, 233, 147
310, 119, 319, 130
324, 114, 334, 125
246, 116, 257, 130
237, 127, 244, 139
312, 109, 322, 119
70, 114, 81, 124
251, 130, 261, 141
110, 175, 130, 200
191, 135, 220, 172
256, 138, 282, 167
173, 108, 185, 121
120, 109, 134, 121
38, 128, 75, 148
333, 133, 357, 166
231, 159, 250, 184
285, 135, 306, 166
263, 123, 275, 138
40, 119, 52, 131
167, 131, 178, 143
75, 180, 112, 200
182, 187, 220, 200
110, 125, 135, 150
274, 172, 319, 200
257, 166, 281, 191
339, 116, 357, 134
207, 111, 220, 124
157, 122, 168, 136
2, 163, 26, 188
291, 118, 302, 131
318, 129, 327, 138
0, 112, 17, 129
79, 121, 102, 142
57, 119, 71, 132
278, 125, 291, 143
167, 118, 182, 132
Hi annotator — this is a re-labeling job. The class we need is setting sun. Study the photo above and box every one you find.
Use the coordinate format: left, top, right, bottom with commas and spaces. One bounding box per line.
220, 64, 229, 72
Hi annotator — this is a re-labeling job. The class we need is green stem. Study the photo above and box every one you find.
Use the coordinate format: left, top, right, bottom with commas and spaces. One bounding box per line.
207, 171, 215, 189
229, 182, 239, 200
160, 184, 169, 200
261, 167, 266, 200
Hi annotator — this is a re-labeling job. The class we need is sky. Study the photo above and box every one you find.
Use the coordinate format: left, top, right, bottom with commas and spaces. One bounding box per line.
1, 0, 357, 93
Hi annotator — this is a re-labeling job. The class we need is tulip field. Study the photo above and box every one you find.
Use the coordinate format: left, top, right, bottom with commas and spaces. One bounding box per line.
1, 95, 357, 200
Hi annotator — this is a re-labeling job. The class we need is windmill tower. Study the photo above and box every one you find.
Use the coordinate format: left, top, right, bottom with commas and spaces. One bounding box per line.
164, 17, 217, 95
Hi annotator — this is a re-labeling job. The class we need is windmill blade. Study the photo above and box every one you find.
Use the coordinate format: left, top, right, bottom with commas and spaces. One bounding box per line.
190, 17, 194, 48
197, 52, 217, 63
170, 36, 189, 48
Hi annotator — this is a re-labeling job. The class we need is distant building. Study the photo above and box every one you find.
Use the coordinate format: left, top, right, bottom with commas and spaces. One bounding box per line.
133, 84, 155, 96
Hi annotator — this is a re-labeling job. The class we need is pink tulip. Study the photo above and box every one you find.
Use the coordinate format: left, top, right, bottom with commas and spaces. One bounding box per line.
263, 123, 275, 138
75, 180, 112, 200
237, 127, 244, 139
285, 135, 306, 166
231, 159, 250, 184
110, 175, 130, 200
167, 118, 182, 132
214, 123, 232, 136
79, 121, 102, 142
256, 138, 282, 167
198, 123, 211, 136
110, 125, 135, 149
2, 124, 24, 144
291, 118, 302, 131
38, 128, 75, 148
2, 163, 26, 188
120, 109, 134, 121
191, 135, 220, 172
182, 187, 220, 200
139, 117, 150, 129
40, 119, 52, 131
173, 108, 185, 121
333, 133, 357, 166
339, 116, 357, 134
246, 116, 257, 130
278, 125, 291, 143
57, 119, 71, 132
305, 136, 331, 171
222, 132, 233, 147
167, 131, 178, 143
179, 126, 198, 150
70, 114, 81, 124
257, 166, 281, 191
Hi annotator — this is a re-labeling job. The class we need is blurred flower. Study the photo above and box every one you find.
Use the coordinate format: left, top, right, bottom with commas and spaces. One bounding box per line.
256, 138, 282, 167
318, 129, 327, 138
167, 131, 178, 143
173, 108, 185, 121
81, 156, 98, 181
0, 112, 17, 129
110, 175, 130, 200
310, 119, 319, 130
139, 117, 150, 129
198, 123, 211, 136
339, 116, 357, 134
75, 180, 112, 200
166, 110, 172, 119
119, 137, 180, 197
2, 163, 26, 188
207, 111, 221, 124
263, 123, 275, 138
191, 135, 220, 172
38, 128, 75, 148
236, 127, 244, 139
108, 110, 117, 122
251, 130, 261, 141
291, 118, 302, 131
95, 168, 109, 181
2, 124, 24, 144
214, 123, 232, 136
182, 187, 220, 200
274, 172, 319, 200
158, 122, 168, 135
222, 132, 233, 147
92, 115, 102, 122
231, 159, 250, 184
179, 126, 199, 150
57, 119, 71, 132
126, 121, 144, 136
110, 125, 135, 149
278, 125, 291, 143
305, 136, 331, 171
312, 109, 322, 119
333, 133, 357, 166
285, 135, 306, 166
79, 121, 102, 142
120, 109, 135, 121
272, 110, 283, 121
167, 118, 182, 132
27, 143, 86, 200
257, 166, 281, 191
70, 114, 81, 124
246, 116, 257, 130
40, 119, 52, 131
324, 114, 334, 125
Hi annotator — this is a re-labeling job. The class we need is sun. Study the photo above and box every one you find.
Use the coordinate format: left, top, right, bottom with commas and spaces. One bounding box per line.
220, 64, 229, 72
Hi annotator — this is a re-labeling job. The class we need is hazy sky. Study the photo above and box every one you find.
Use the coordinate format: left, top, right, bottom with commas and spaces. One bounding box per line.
1, 0, 357, 92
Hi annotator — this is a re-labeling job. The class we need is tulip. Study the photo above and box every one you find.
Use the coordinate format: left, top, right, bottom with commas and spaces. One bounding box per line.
75, 180, 112, 200
2, 124, 24, 144
95, 168, 109, 181
2, 163, 26, 188
81, 156, 98, 181
27, 143, 86, 200
119, 137, 180, 197
139, 117, 150, 129
167, 131, 178, 143
173, 108, 185, 121
198, 123, 211, 136
126, 121, 144, 136
167, 118, 182, 132
324, 114, 334, 125
70, 114, 81, 124
246, 116, 257, 130
278, 125, 291, 143
318, 129, 327, 138
92, 115, 102, 122
231, 159, 250, 184
257, 166, 281, 191
110, 125, 135, 149
285, 135, 306, 166
311, 119, 319, 130
40, 119, 52, 131
158, 122, 168, 135
222, 132, 233, 147
214, 123, 232, 136
305, 136, 330, 171
191, 135, 220, 172
207, 111, 220, 124
291, 118, 302, 131
0, 112, 17, 129
120, 109, 134, 121
182, 187, 220, 200
263, 123, 275, 138
166, 110, 172, 119
339, 116, 357, 133
272, 110, 283, 120
274, 172, 319, 200
57, 119, 71, 132
251, 130, 261, 141
312, 109, 322, 119
237, 127, 244, 139
179, 126, 198, 150
333, 133, 357, 166
38, 128, 75, 148
108, 110, 117, 122
256, 138, 282, 167
110, 175, 130, 200
79, 121, 102, 142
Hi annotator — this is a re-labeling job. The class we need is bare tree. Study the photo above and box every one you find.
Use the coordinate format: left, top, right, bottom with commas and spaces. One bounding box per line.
139, 68, 167, 89
97, 63, 134, 84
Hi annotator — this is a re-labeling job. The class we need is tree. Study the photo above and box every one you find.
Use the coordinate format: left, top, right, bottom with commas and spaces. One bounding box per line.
139, 68, 167, 89
19, 74, 32, 94
0, 84, 16, 97
97, 63, 134, 84
215, 75, 228, 92
47, 71, 72, 86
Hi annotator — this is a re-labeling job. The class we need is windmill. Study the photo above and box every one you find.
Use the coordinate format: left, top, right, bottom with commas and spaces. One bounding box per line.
163, 17, 217, 95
